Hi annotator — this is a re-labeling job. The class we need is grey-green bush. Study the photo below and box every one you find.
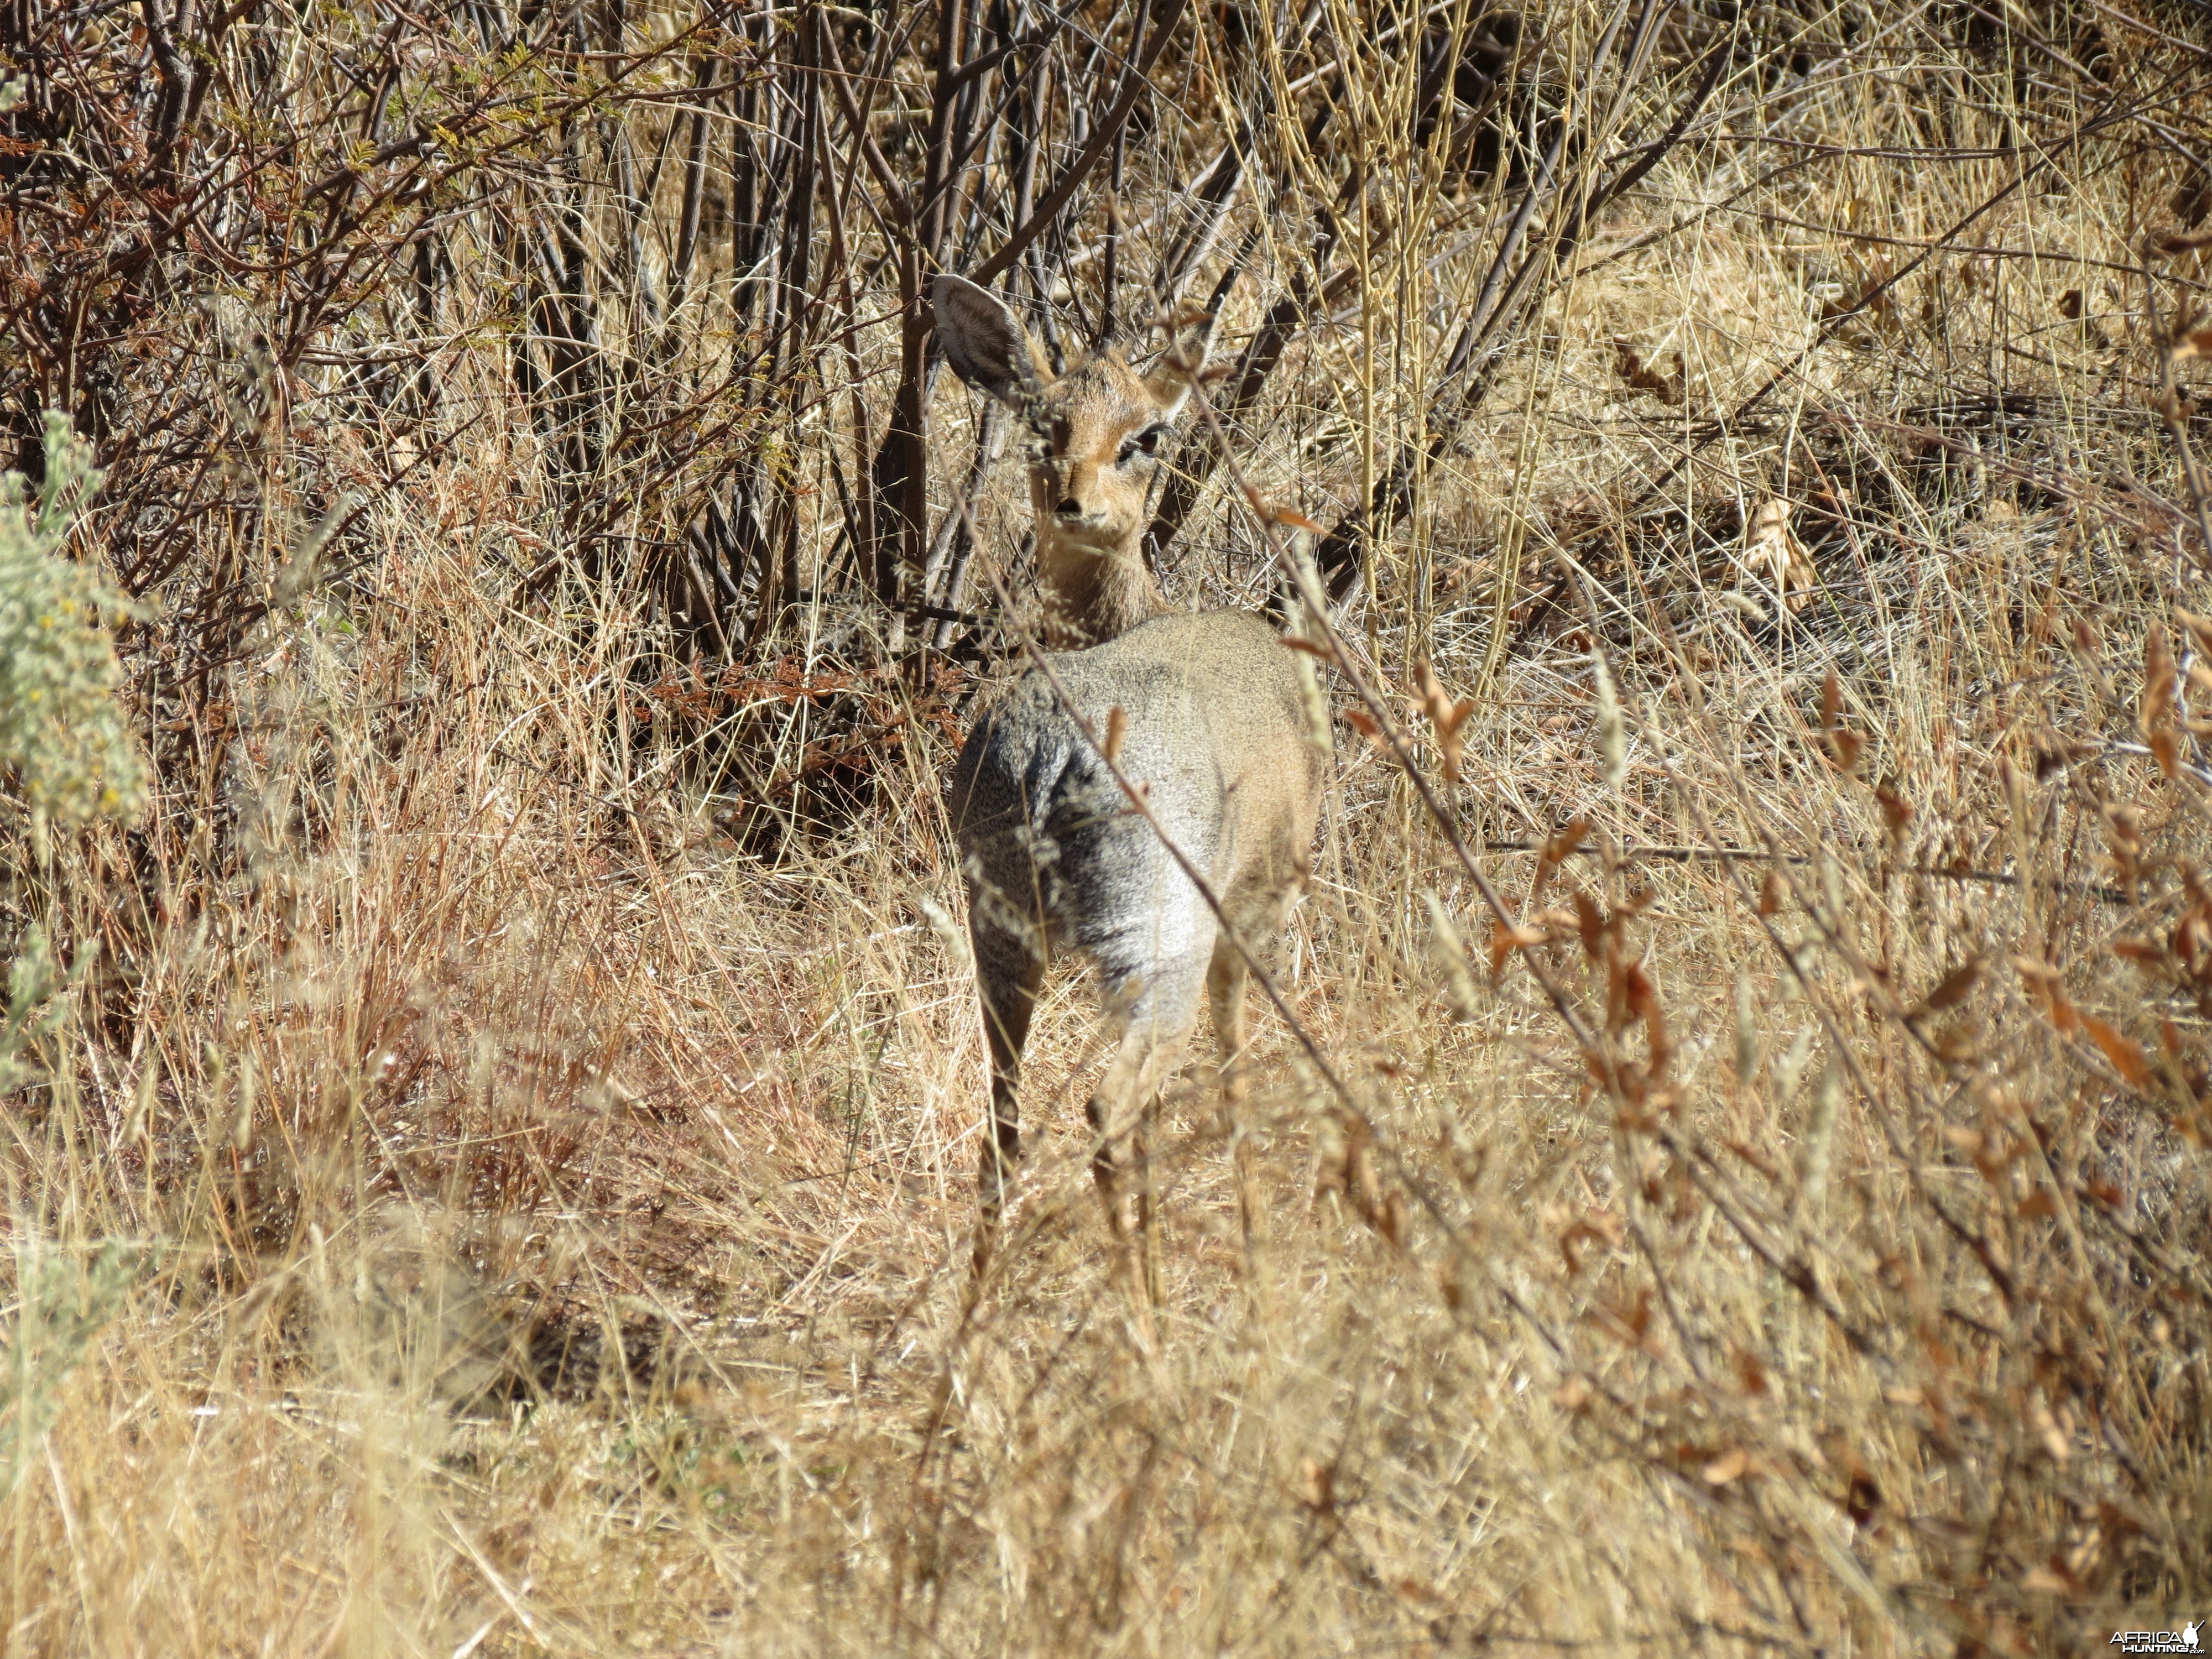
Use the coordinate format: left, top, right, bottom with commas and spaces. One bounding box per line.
0, 412, 145, 835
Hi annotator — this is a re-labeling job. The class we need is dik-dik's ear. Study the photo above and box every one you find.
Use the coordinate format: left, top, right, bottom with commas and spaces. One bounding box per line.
932, 275, 1048, 407
1138, 305, 1220, 420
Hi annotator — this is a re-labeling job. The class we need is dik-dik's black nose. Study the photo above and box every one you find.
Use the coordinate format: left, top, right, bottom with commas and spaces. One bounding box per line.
1056, 497, 1083, 518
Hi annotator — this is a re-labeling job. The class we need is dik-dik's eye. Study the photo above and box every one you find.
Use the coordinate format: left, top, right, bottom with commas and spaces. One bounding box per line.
1118, 426, 1166, 466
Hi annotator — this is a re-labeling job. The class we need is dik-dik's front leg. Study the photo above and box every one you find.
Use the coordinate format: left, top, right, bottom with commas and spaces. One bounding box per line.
972, 925, 1042, 1255
1210, 863, 1307, 1258
1086, 942, 1206, 1318
1085, 1023, 1183, 1326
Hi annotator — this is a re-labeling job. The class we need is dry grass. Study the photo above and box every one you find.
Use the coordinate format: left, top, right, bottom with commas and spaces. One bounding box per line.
6, 0, 2212, 1652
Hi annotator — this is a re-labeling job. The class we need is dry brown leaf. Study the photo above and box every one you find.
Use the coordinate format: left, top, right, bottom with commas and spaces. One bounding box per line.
1411, 660, 1477, 784
1922, 960, 1980, 1013
1260, 499, 1328, 535
1489, 920, 1542, 983
1734, 1347, 1768, 1396
1573, 889, 1605, 959
1875, 779, 1914, 838
1532, 818, 1589, 901
1613, 337, 1686, 405
1702, 1447, 1750, 1485
2085, 1017, 2153, 1087
2144, 623, 2180, 778
1740, 499, 1818, 614
1818, 671, 1864, 773
2016, 956, 2083, 1037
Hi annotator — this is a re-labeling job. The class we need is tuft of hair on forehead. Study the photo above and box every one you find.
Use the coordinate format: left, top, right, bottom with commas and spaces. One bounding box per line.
1020, 353, 1187, 457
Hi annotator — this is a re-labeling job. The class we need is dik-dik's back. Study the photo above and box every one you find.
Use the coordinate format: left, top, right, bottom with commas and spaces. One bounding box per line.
951, 610, 1322, 998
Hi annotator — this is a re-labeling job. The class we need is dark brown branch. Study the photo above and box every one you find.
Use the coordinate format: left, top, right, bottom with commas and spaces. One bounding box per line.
964, 0, 1188, 286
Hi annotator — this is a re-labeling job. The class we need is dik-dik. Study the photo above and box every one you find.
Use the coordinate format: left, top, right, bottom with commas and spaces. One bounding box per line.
934, 273, 1326, 1291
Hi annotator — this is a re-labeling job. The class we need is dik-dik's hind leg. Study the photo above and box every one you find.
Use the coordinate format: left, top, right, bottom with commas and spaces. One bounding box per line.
1086, 1024, 1183, 1319
1206, 939, 1252, 1104
1087, 960, 1204, 1314
1207, 937, 1266, 1255
973, 925, 1044, 1239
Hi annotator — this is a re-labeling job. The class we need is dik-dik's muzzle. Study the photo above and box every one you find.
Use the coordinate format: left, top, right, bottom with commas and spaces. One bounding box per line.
1048, 460, 1106, 527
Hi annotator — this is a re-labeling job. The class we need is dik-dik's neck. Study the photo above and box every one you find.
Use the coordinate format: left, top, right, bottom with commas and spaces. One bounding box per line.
1034, 528, 1171, 650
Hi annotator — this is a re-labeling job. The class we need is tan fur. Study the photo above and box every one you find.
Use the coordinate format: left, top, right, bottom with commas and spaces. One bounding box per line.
935, 274, 1328, 1302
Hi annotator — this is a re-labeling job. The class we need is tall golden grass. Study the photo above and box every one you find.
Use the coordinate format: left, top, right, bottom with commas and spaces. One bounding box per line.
5, 0, 2212, 1651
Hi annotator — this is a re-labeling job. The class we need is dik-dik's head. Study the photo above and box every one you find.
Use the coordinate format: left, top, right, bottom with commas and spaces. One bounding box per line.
933, 274, 1207, 565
